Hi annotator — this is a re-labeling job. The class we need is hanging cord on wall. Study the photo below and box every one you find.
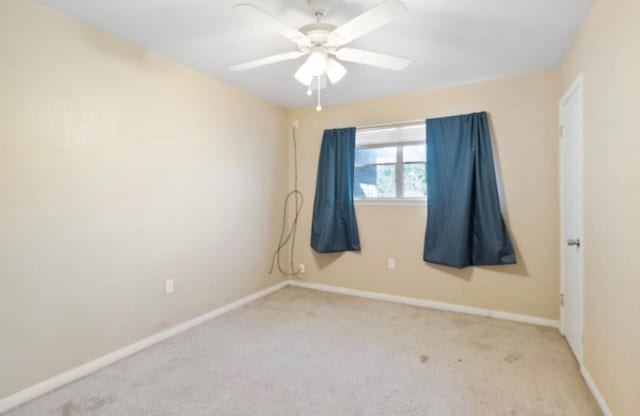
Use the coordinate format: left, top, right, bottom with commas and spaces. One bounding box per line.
269, 124, 303, 278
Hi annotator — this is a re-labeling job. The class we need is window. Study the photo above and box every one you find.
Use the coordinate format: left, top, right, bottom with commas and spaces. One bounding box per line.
354, 123, 426, 203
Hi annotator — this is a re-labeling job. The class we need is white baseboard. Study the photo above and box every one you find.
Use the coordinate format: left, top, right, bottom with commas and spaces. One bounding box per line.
288, 280, 559, 328
0, 281, 288, 413
580, 365, 613, 416
0, 278, 569, 413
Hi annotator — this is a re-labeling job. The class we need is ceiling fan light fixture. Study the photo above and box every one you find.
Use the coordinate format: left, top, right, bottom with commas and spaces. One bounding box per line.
306, 50, 328, 76
326, 57, 347, 84
294, 63, 314, 86
230, 0, 411, 108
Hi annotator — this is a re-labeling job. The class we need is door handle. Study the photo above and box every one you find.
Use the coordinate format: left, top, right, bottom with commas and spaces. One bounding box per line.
567, 238, 581, 248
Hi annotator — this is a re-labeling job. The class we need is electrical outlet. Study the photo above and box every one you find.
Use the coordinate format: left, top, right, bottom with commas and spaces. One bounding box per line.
298, 264, 305, 274
292, 120, 300, 129
165, 279, 174, 294
388, 258, 396, 270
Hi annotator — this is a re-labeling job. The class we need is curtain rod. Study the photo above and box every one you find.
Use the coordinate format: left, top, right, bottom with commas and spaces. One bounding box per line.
356, 111, 483, 130
356, 119, 425, 130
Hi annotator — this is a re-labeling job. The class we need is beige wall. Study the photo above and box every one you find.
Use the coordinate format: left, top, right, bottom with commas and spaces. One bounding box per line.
560, 0, 640, 414
0, 0, 288, 399
288, 70, 561, 320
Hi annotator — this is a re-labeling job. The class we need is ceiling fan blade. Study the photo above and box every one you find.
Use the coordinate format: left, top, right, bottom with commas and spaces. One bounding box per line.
335, 48, 410, 71
230, 51, 307, 71
328, 0, 408, 46
233, 3, 311, 47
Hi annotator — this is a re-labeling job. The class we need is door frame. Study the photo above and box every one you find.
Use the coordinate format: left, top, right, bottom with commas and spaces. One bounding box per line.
559, 73, 585, 364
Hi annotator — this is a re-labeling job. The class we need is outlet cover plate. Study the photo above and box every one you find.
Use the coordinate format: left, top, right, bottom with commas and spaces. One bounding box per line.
165, 279, 175, 294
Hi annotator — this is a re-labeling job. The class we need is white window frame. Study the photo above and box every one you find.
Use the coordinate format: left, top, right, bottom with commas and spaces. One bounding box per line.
354, 122, 427, 206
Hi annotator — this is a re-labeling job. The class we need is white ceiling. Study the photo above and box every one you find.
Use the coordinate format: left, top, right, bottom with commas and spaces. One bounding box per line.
36, 0, 592, 109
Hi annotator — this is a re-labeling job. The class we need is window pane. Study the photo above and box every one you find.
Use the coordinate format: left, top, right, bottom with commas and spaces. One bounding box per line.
354, 164, 396, 198
403, 163, 427, 198
403, 144, 426, 162
355, 146, 396, 165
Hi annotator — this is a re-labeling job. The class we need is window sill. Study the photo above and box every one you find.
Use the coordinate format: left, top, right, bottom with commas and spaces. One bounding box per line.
354, 198, 427, 207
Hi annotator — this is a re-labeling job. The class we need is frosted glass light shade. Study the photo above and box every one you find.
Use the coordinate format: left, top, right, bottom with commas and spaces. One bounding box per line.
326, 58, 347, 84
306, 51, 327, 76
294, 63, 313, 86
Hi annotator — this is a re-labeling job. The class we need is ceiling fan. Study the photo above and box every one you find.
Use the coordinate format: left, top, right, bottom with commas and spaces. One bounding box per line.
229, 0, 411, 110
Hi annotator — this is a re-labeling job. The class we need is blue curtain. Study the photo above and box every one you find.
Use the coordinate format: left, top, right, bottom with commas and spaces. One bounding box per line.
311, 128, 361, 253
423, 112, 516, 268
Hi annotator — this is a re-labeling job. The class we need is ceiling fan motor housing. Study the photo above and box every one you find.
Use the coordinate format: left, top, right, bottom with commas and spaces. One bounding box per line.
299, 23, 337, 47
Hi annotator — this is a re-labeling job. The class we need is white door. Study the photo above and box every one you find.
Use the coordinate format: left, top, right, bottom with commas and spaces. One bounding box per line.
560, 75, 584, 363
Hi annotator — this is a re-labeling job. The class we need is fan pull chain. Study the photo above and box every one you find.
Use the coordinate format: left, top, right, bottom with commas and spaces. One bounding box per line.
316, 76, 322, 112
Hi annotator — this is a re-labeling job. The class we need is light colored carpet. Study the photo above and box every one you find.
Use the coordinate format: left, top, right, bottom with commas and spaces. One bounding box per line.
5, 286, 600, 416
